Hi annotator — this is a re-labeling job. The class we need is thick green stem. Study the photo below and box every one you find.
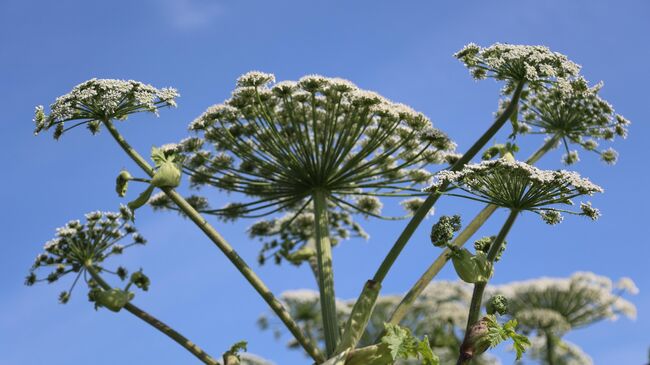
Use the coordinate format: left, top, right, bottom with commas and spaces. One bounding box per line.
458, 209, 519, 365
545, 331, 556, 365
384, 133, 561, 329
85, 266, 220, 365
312, 189, 340, 355
371, 81, 525, 285
102, 120, 324, 363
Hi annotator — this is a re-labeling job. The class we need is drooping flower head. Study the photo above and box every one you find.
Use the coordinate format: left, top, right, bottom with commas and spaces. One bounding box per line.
25, 207, 150, 307
454, 43, 581, 93
517, 77, 630, 165
34, 78, 179, 139
493, 272, 638, 334
426, 159, 603, 224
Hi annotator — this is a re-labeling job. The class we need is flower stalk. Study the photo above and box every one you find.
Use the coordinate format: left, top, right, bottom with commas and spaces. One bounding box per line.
85, 265, 220, 365
371, 81, 525, 285
312, 189, 340, 355
102, 119, 325, 363
384, 134, 561, 329
458, 208, 519, 365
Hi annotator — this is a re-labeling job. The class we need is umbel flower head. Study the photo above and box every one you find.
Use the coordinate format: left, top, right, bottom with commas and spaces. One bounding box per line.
517, 77, 630, 165
33, 78, 179, 139
25, 206, 150, 308
426, 158, 603, 224
454, 43, 581, 93
175, 71, 454, 264
180, 72, 455, 220
493, 272, 638, 335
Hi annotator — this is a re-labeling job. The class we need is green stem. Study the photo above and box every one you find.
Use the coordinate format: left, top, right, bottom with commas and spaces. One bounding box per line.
102, 120, 324, 363
458, 209, 519, 365
312, 189, 340, 355
545, 331, 556, 365
85, 266, 220, 365
384, 133, 561, 329
371, 80, 525, 284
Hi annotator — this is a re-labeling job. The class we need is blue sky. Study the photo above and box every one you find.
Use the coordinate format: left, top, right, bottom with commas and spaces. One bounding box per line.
1, 1, 648, 364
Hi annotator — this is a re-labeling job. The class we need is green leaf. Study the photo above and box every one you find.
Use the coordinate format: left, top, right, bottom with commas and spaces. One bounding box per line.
223, 340, 247, 359
417, 336, 440, 365
127, 185, 155, 218
150, 146, 167, 166
450, 248, 492, 284
94, 288, 133, 312
381, 323, 419, 360
483, 316, 530, 360
151, 160, 181, 188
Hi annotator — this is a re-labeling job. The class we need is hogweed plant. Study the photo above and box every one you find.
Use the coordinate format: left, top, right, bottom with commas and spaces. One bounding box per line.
27, 42, 636, 365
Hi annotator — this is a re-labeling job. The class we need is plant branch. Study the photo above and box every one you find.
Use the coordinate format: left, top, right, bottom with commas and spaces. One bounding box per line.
313, 189, 340, 355
371, 80, 525, 285
383, 133, 561, 329
85, 265, 220, 365
102, 119, 324, 363
458, 209, 519, 365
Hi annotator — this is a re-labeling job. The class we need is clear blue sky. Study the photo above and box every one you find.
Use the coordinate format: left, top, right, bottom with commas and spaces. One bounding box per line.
1, 1, 648, 364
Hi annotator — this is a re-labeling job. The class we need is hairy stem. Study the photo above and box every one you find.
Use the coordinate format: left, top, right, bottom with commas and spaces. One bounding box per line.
312, 189, 340, 355
384, 134, 561, 330
85, 266, 220, 365
371, 81, 525, 285
102, 119, 324, 363
458, 209, 519, 365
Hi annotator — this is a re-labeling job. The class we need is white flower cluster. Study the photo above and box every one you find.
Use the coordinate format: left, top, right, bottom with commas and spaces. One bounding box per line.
426, 158, 603, 223
26, 206, 147, 303
455, 43, 581, 90
177, 72, 455, 264
493, 271, 638, 329
517, 77, 630, 165
34, 78, 179, 139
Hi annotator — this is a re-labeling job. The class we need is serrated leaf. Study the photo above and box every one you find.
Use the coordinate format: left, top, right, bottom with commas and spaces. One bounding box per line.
381, 323, 418, 360
151, 146, 167, 166
417, 336, 440, 365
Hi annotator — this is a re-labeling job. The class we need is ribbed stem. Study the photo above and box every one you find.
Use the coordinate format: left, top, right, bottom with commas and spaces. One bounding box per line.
312, 189, 340, 355
384, 133, 561, 330
371, 81, 525, 284
85, 266, 220, 365
545, 331, 556, 365
458, 209, 519, 365
102, 119, 324, 363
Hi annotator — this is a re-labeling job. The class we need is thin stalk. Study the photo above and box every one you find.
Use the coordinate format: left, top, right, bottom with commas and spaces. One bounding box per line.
84, 266, 220, 365
383, 133, 561, 329
102, 120, 324, 363
371, 80, 525, 284
458, 209, 519, 365
312, 189, 340, 355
